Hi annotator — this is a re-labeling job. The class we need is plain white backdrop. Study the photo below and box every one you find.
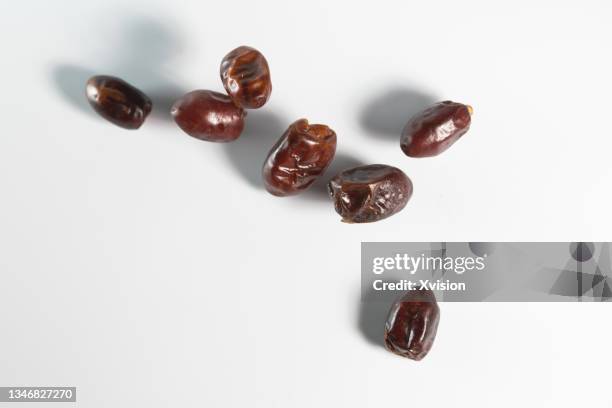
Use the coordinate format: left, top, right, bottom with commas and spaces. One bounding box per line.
1, 0, 611, 406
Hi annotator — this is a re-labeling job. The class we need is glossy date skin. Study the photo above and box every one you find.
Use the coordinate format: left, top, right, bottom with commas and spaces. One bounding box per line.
171, 90, 246, 142
400, 101, 472, 157
328, 164, 412, 223
384, 289, 440, 361
220, 46, 272, 109
86, 75, 152, 129
263, 119, 336, 196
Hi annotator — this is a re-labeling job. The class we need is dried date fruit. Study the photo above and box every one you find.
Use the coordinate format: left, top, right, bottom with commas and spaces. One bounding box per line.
263, 119, 336, 196
86, 75, 152, 129
220, 46, 272, 109
400, 101, 473, 157
171, 90, 246, 142
384, 289, 440, 361
328, 164, 412, 223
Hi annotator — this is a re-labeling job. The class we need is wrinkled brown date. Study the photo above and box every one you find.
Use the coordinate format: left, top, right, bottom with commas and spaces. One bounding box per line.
384, 289, 440, 361
220, 46, 272, 109
328, 164, 412, 223
86, 75, 152, 129
263, 119, 336, 196
171, 90, 246, 142
400, 101, 472, 157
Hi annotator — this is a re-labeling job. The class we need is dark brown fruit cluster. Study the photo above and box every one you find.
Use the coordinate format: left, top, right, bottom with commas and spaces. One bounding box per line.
81, 48, 471, 361
401, 101, 472, 157
86, 75, 152, 129
328, 164, 412, 223
263, 119, 336, 196
384, 289, 440, 361
171, 90, 246, 142
220, 46, 272, 109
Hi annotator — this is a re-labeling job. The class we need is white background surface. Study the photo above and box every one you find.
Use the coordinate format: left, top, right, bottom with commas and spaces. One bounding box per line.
1, 0, 611, 406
